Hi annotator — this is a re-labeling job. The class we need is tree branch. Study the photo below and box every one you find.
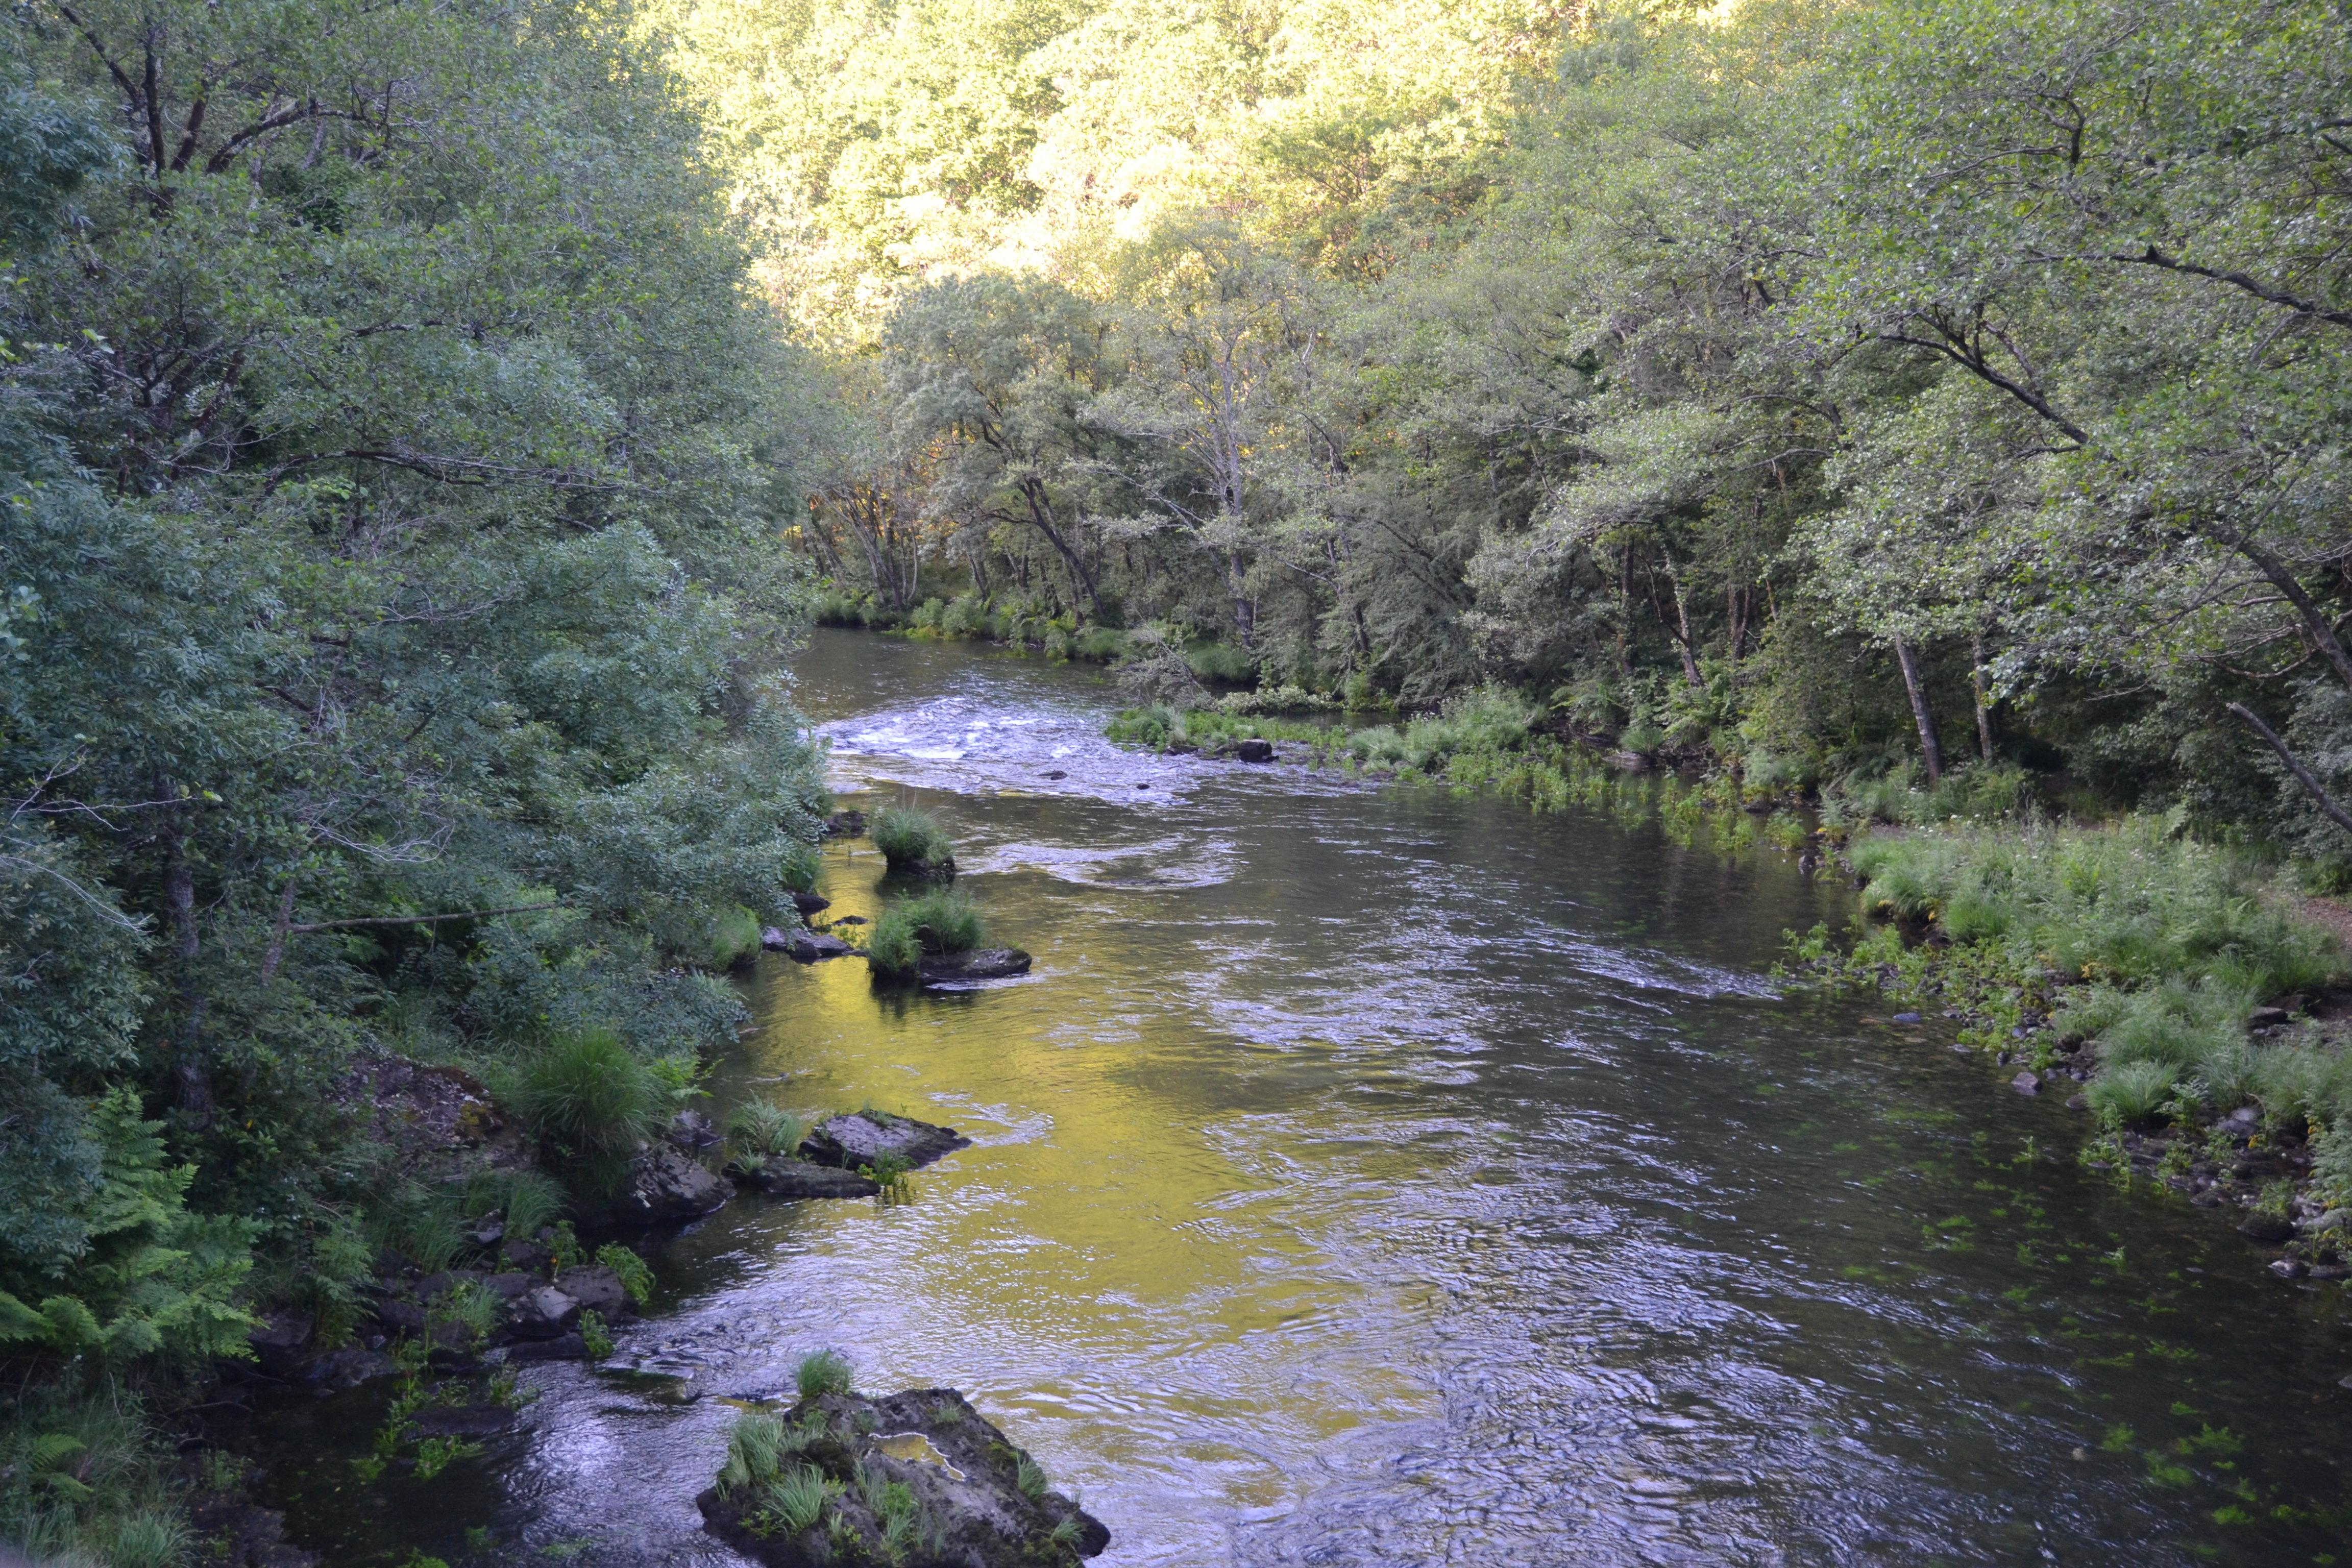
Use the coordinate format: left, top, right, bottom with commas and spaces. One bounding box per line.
2111, 247, 2352, 331
284, 901, 562, 935
2227, 702, 2352, 838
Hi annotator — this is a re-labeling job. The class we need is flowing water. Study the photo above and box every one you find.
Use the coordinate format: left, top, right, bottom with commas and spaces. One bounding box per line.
257, 629, 2352, 1567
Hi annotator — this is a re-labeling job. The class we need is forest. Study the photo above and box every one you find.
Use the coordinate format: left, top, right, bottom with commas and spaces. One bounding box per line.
3, 0, 2348, 1562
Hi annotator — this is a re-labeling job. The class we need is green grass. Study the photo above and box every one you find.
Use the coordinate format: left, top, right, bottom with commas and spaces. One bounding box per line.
763, 1463, 835, 1534
511, 1027, 665, 1197
1811, 816, 2352, 1177
683, 904, 763, 970
870, 805, 955, 875
728, 1099, 805, 1162
460, 1168, 565, 1244
866, 890, 984, 983
1847, 818, 2340, 997
795, 1349, 854, 1398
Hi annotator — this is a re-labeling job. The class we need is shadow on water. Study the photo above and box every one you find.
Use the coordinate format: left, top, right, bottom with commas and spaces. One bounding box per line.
254, 628, 2352, 1567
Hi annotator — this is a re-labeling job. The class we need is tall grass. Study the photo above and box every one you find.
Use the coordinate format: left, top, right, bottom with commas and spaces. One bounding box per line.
866, 891, 984, 983
1841, 816, 2349, 1139
1849, 818, 2339, 996
870, 805, 954, 874
728, 1099, 805, 1162
512, 1027, 665, 1196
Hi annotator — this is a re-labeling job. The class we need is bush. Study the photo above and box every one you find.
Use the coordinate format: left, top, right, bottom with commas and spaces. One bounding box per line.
1106, 706, 1175, 749
870, 806, 954, 875
685, 905, 764, 970
512, 1028, 664, 1196
1185, 641, 1256, 683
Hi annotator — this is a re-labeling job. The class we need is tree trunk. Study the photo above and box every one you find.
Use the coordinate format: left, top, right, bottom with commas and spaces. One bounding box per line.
1971, 632, 1996, 765
163, 822, 215, 1125
1892, 633, 1945, 784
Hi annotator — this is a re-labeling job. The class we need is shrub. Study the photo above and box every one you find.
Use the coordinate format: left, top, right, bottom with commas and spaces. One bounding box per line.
1106, 706, 1175, 749
718, 1411, 788, 1493
1184, 640, 1256, 683
870, 806, 954, 875
796, 1349, 853, 1398
728, 1099, 805, 1162
686, 905, 764, 970
513, 1028, 664, 1196
865, 915, 923, 983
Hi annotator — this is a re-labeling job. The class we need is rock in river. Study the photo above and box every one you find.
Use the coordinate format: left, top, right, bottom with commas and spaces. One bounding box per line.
730, 1158, 883, 1199
698, 1388, 1109, 1568
918, 948, 1032, 986
572, 1141, 732, 1228
799, 1111, 971, 1172
765, 926, 852, 962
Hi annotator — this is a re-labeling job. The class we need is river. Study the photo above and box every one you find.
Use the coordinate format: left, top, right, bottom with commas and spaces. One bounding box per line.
257, 628, 2352, 1566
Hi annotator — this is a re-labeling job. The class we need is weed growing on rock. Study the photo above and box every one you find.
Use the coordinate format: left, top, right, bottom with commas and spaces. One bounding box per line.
763, 1463, 838, 1535
579, 1310, 614, 1360
796, 1350, 854, 1399
872, 806, 955, 875
729, 1100, 806, 1162
867, 891, 984, 983
594, 1244, 654, 1308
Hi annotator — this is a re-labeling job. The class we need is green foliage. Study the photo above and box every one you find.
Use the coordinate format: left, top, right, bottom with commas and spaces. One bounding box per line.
578, 1309, 614, 1361
763, 1463, 836, 1535
795, 1349, 854, 1400
870, 808, 955, 875
728, 1100, 806, 1163
866, 892, 984, 983
513, 1030, 665, 1197
0, 1089, 257, 1368
461, 1170, 566, 1251
594, 1244, 654, 1309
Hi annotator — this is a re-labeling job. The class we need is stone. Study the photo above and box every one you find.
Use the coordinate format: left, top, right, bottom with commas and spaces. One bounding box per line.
502, 1333, 591, 1363
833, 914, 870, 926
572, 1141, 733, 1228
790, 889, 831, 918
2248, 1006, 2291, 1028
669, 1108, 721, 1152
1232, 738, 1275, 762
2066, 1094, 2089, 1111
2011, 1071, 2040, 1095
247, 1309, 315, 1372
800, 1111, 972, 1173
556, 1262, 634, 1318
824, 810, 867, 838
471, 1216, 505, 1246
698, 1388, 1109, 1568
507, 1284, 582, 1340
482, 1271, 538, 1302
2223, 1106, 2261, 1132
2240, 1211, 2298, 1243
731, 1159, 883, 1199
408, 1403, 519, 1438
772, 927, 853, 962
1042, 769, 1068, 779
918, 948, 1033, 986
502, 1237, 553, 1270
302, 1348, 397, 1391
1892, 1012, 1922, 1024
369, 1295, 427, 1334
2270, 1256, 2308, 1280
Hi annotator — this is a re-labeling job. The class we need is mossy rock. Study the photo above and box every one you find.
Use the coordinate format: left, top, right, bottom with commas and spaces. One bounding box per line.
699, 1388, 1108, 1568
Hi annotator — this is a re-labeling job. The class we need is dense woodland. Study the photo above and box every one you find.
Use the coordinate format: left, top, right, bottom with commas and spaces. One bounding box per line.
2, 0, 2348, 1560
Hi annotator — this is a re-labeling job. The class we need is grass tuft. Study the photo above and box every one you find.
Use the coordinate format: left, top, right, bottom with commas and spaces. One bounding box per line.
871, 806, 955, 875
795, 1348, 854, 1399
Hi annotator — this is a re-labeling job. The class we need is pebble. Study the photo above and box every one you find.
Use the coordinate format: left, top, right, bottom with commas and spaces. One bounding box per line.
1892, 1012, 1922, 1024
2011, 1071, 2040, 1095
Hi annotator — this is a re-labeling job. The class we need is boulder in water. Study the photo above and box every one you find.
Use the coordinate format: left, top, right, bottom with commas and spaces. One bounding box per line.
572, 1141, 732, 1228
697, 1387, 1109, 1568
731, 1158, 883, 1199
790, 889, 831, 918
919, 948, 1032, 987
799, 1111, 970, 1172
766, 926, 853, 962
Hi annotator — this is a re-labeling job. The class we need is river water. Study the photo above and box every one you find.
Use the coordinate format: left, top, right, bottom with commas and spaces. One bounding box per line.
260, 629, 2352, 1566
